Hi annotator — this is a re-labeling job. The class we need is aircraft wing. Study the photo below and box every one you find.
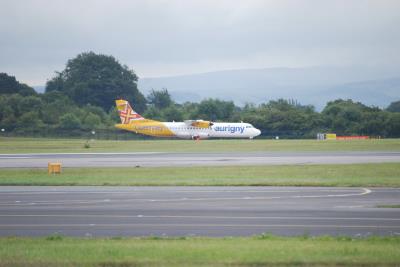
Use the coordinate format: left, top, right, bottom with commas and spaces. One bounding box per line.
184, 120, 214, 128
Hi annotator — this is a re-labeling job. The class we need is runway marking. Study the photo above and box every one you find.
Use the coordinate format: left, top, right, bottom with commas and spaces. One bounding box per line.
0, 199, 113, 206
334, 205, 365, 208
0, 157, 31, 159
0, 188, 372, 206
0, 223, 398, 229
1, 214, 399, 221
126, 188, 372, 203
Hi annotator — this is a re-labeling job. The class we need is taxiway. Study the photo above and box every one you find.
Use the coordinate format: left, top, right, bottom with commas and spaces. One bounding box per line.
1, 151, 399, 168
0, 186, 399, 237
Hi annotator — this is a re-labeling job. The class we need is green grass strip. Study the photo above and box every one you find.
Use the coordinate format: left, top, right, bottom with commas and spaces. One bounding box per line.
1, 163, 399, 187
1, 137, 400, 153
0, 235, 399, 267
376, 204, 400, 208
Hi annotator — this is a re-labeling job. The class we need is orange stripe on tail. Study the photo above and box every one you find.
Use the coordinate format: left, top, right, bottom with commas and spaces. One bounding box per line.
115, 99, 143, 124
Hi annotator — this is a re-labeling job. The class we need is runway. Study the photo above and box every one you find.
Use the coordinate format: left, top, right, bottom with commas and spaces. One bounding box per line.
0, 186, 399, 237
1, 151, 400, 168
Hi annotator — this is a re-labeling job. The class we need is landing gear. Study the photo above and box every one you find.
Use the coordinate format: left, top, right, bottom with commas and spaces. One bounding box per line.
193, 136, 201, 141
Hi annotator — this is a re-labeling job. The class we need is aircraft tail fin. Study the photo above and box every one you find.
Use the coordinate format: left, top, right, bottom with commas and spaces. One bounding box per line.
115, 99, 144, 124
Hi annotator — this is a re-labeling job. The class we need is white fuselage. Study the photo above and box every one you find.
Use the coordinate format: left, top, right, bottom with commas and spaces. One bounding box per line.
164, 122, 261, 139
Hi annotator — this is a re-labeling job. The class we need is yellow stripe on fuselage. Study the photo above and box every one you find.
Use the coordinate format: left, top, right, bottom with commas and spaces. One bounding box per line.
115, 119, 175, 137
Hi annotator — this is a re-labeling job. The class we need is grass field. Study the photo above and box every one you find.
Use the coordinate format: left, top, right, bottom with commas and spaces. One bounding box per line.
1, 163, 399, 186
1, 137, 400, 153
377, 204, 400, 208
0, 235, 399, 267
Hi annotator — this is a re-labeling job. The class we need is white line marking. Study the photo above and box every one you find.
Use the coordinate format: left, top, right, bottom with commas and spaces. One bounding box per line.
334, 205, 364, 208
0, 188, 372, 206
0, 199, 110, 206
138, 188, 372, 203
0, 157, 31, 159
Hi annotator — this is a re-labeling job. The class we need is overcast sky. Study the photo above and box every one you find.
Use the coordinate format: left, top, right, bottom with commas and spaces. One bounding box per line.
1, 0, 399, 85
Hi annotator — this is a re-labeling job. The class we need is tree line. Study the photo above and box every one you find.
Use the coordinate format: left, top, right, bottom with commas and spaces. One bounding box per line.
0, 52, 399, 138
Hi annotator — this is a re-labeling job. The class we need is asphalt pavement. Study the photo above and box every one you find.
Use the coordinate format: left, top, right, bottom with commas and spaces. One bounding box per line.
0, 186, 399, 237
1, 151, 399, 168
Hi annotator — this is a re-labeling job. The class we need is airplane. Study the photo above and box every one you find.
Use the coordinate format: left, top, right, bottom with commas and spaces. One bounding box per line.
115, 99, 261, 140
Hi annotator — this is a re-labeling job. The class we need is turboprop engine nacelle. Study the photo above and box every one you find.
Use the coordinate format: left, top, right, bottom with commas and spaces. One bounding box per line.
185, 120, 214, 128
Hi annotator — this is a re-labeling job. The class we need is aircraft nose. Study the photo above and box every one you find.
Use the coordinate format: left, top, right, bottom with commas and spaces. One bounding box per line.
254, 128, 261, 136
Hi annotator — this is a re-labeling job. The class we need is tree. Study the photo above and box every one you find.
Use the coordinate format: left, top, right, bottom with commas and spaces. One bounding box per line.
322, 99, 366, 135
1, 94, 25, 118
163, 105, 184, 121
18, 96, 42, 114
46, 52, 146, 113
147, 89, 172, 109
41, 91, 75, 125
108, 106, 120, 125
0, 95, 17, 130
143, 106, 164, 121
387, 100, 400, 112
253, 99, 320, 136
82, 113, 102, 130
196, 99, 236, 121
386, 113, 400, 137
59, 114, 81, 129
0, 73, 36, 96
180, 102, 200, 120
321, 99, 391, 136
16, 111, 43, 131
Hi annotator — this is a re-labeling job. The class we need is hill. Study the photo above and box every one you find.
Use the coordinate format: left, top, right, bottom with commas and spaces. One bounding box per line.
138, 66, 400, 109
